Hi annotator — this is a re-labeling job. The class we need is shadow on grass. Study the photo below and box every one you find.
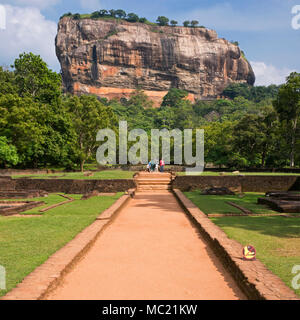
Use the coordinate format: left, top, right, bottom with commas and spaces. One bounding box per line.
211, 216, 300, 239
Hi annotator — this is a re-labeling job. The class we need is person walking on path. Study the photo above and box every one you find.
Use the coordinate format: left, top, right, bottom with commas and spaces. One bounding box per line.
160, 159, 165, 172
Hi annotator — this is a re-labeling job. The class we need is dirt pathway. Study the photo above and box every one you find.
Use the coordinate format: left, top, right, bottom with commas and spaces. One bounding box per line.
47, 192, 245, 300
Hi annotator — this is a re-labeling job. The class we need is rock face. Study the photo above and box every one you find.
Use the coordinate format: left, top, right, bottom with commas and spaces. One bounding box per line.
56, 17, 255, 106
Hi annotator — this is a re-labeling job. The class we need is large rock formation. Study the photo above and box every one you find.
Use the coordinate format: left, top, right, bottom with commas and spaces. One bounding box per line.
56, 17, 255, 106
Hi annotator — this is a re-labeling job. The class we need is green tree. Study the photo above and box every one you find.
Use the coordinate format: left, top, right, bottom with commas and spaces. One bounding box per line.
0, 94, 76, 168
202, 121, 237, 167
99, 10, 108, 16
73, 13, 81, 20
139, 17, 147, 23
183, 20, 190, 27
191, 20, 199, 27
0, 66, 17, 96
161, 88, 188, 107
115, 9, 126, 19
156, 16, 169, 26
233, 107, 279, 167
222, 83, 252, 100
155, 107, 176, 130
0, 136, 19, 168
60, 12, 72, 19
160, 89, 196, 129
91, 11, 101, 19
222, 83, 279, 103
13, 52, 61, 105
273, 72, 300, 167
170, 20, 178, 26
109, 9, 116, 17
64, 95, 117, 172
127, 13, 139, 22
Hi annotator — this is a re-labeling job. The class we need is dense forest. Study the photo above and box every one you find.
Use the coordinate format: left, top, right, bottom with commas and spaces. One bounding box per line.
0, 53, 299, 170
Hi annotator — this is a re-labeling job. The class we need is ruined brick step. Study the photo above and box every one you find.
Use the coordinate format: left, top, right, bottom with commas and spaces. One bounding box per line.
137, 186, 172, 191
135, 179, 172, 184
137, 184, 171, 188
138, 172, 171, 175
137, 173, 172, 178
258, 198, 300, 213
134, 172, 173, 192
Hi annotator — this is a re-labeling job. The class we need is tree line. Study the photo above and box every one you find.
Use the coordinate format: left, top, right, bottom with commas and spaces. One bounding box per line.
0, 52, 299, 170
61, 10, 204, 28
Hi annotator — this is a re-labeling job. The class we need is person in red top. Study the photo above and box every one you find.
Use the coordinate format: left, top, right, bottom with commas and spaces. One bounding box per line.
159, 159, 165, 172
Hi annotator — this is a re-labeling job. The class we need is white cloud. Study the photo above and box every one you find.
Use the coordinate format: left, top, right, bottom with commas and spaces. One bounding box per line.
0, 5, 59, 71
80, 0, 101, 11
251, 61, 294, 86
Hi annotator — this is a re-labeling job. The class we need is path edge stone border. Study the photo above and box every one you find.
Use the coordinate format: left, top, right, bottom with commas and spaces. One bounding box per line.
1, 193, 132, 300
173, 189, 300, 300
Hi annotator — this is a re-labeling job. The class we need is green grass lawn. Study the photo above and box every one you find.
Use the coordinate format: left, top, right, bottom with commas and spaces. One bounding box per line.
185, 190, 300, 297
0, 193, 123, 297
184, 191, 282, 215
211, 216, 300, 297
12, 170, 135, 180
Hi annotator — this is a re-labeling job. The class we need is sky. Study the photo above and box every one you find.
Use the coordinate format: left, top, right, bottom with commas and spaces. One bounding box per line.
0, 0, 299, 86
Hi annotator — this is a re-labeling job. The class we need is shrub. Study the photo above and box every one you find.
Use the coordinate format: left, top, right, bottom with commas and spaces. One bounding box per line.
191, 20, 199, 27
109, 9, 116, 17
127, 13, 139, 22
156, 16, 169, 26
91, 11, 101, 19
99, 10, 108, 16
115, 9, 126, 19
60, 12, 72, 19
73, 13, 81, 20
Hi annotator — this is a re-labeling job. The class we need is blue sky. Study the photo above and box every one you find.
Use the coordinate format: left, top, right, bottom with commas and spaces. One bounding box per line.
0, 0, 299, 85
